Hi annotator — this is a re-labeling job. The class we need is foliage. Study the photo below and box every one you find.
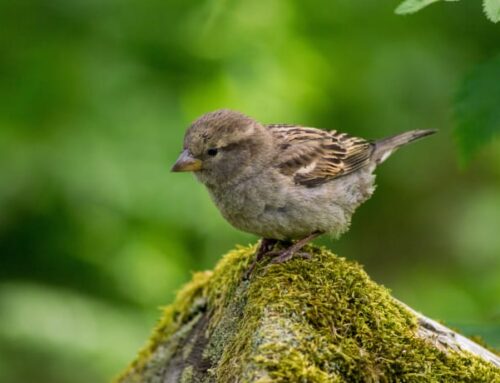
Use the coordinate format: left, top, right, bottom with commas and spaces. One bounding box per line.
454, 54, 500, 163
396, 0, 500, 22
396, 0, 459, 16
483, 0, 500, 22
395, 0, 500, 161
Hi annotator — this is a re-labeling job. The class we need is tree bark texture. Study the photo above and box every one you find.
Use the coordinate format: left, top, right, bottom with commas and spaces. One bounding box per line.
116, 244, 499, 383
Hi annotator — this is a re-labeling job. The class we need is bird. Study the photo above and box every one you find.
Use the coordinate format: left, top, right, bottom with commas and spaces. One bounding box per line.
171, 109, 436, 276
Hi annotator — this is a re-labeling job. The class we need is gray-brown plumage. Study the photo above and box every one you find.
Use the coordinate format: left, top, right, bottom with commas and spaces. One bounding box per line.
172, 109, 436, 270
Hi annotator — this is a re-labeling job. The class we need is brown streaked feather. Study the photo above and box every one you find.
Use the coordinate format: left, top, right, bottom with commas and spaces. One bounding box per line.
267, 124, 374, 187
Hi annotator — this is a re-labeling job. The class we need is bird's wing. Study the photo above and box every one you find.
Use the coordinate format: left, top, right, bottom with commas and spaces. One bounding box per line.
267, 124, 375, 187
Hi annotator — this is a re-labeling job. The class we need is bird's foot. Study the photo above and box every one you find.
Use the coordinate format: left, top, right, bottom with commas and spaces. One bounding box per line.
244, 232, 323, 278
268, 249, 311, 264
244, 238, 278, 279
266, 231, 323, 266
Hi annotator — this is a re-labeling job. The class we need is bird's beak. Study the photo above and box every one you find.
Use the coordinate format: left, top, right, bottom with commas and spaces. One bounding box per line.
171, 150, 202, 172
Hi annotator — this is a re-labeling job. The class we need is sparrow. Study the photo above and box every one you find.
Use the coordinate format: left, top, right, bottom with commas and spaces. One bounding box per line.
172, 109, 435, 276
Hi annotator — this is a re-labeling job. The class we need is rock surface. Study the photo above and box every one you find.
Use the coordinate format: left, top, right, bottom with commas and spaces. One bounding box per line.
116, 244, 499, 383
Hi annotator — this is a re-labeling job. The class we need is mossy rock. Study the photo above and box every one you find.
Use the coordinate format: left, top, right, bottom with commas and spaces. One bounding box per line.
116, 244, 499, 383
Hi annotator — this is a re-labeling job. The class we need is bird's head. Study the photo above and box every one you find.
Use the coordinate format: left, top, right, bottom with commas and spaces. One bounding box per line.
171, 109, 272, 186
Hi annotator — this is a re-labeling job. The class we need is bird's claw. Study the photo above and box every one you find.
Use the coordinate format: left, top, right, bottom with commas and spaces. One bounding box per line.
266, 249, 292, 264
296, 251, 312, 260
244, 239, 278, 279
244, 234, 319, 278
268, 250, 311, 264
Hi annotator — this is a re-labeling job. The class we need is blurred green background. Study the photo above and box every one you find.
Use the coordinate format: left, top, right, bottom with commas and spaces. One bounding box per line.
0, 0, 499, 382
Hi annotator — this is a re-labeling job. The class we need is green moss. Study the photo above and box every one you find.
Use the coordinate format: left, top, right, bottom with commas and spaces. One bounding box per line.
115, 271, 212, 382
116, 243, 499, 383
180, 366, 194, 383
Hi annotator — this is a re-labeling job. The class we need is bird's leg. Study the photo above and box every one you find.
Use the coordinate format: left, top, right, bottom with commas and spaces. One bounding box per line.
268, 231, 323, 264
244, 238, 278, 279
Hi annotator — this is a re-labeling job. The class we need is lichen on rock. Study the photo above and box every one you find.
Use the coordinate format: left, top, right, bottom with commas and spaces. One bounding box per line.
116, 243, 499, 383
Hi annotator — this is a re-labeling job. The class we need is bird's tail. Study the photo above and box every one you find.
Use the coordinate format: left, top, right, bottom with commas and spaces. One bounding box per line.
372, 129, 436, 164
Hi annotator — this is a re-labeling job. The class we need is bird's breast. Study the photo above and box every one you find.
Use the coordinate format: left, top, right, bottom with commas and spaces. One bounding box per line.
204, 170, 376, 240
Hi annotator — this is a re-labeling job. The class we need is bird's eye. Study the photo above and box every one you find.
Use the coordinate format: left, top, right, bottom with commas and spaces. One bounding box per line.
207, 148, 218, 156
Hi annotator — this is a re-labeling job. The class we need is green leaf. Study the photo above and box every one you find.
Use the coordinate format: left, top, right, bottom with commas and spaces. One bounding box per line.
483, 0, 500, 22
454, 54, 500, 164
395, 0, 459, 15
395, 0, 441, 14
